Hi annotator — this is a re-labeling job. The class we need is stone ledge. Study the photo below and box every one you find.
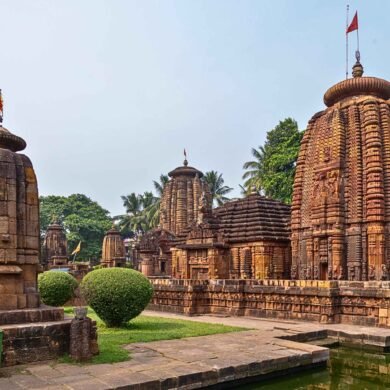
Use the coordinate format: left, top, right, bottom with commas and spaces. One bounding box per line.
0, 306, 64, 326
1, 319, 71, 366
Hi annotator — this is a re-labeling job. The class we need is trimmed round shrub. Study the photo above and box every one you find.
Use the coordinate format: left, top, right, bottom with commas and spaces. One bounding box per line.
80, 268, 153, 327
38, 271, 78, 306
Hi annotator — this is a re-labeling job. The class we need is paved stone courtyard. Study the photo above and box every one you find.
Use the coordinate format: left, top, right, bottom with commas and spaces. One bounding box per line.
2, 311, 390, 389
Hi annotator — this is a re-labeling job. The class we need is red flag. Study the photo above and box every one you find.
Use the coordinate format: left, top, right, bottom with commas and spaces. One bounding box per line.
346, 11, 358, 34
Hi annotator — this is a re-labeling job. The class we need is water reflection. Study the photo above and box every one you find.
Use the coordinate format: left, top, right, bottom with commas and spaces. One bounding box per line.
238, 347, 390, 389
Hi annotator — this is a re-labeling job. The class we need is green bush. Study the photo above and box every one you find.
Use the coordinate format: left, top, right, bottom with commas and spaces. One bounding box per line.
80, 268, 153, 327
38, 271, 78, 306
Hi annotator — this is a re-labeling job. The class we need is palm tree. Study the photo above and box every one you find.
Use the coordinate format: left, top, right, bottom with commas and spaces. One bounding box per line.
153, 174, 169, 197
116, 193, 144, 234
203, 171, 233, 207
144, 175, 169, 228
242, 146, 265, 193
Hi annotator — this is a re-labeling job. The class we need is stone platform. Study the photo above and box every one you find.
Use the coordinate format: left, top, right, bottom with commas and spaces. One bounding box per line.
3, 312, 390, 389
0, 306, 72, 367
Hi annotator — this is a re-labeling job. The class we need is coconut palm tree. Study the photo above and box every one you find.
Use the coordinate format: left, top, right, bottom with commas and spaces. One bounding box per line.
203, 171, 233, 207
242, 146, 265, 193
116, 193, 144, 234
144, 174, 169, 228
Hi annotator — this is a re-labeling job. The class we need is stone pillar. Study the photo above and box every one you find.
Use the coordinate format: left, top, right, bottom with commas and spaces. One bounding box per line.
69, 307, 99, 362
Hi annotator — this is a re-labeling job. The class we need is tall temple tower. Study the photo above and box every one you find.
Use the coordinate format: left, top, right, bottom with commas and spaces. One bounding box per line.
160, 158, 212, 235
291, 61, 390, 281
0, 124, 40, 309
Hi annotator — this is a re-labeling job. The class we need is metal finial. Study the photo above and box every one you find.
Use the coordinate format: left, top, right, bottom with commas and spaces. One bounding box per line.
183, 148, 188, 166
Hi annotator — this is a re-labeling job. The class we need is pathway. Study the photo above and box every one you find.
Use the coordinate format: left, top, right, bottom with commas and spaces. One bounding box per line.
1, 312, 390, 389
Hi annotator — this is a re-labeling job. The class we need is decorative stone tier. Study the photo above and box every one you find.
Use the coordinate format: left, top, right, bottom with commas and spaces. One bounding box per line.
148, 278, 390, 327
213, 194, 291, 243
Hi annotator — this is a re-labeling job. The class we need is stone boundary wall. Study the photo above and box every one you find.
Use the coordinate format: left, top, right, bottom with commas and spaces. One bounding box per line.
148, 279, 390, 327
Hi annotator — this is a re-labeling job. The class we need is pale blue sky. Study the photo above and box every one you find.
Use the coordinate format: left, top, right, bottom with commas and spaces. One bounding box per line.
0, 0, 388, 216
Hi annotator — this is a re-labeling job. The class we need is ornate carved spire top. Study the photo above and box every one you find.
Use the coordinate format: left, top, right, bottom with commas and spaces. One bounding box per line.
352, 50, 364, 78
352, 60, 364, 78
0, 126, 26, 152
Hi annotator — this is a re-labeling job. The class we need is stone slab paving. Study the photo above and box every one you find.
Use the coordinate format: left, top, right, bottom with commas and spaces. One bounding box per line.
3, 312, 390, 389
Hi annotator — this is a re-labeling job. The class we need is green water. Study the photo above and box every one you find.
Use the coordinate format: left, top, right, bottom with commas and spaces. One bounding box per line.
239, 347, 390, 389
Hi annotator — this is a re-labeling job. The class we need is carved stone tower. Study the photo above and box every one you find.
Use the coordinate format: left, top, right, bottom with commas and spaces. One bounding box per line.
159, 158, 212, 235
101, 225, 126, 267
42, 221, 68, 268
291, 62, 390, 281
0, 124, 40, 310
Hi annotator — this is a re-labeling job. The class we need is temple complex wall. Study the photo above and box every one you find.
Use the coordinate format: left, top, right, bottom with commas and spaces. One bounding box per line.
148, 278, 390, 328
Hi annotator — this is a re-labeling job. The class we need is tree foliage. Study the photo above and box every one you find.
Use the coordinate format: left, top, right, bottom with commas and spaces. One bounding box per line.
38, 271, 78, 306
203, 171, 233, 207
242, 118, 303, 204
80, 268, 153, 327
116, 174, 169, 235
40, 194, 112, 260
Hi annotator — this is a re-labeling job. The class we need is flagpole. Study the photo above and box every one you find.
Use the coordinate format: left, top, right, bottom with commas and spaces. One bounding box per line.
356, 24, 360, 54
346, 4, 349, 79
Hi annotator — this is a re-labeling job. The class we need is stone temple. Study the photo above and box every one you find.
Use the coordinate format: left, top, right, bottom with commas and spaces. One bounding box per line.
101, 225, 126, 268
0, 119, 97, 366
291, 61, 390, 281
0, 125, 40, 310
138, 159, 291, 280
148, 64, 390, 329
42, 220, 68, 269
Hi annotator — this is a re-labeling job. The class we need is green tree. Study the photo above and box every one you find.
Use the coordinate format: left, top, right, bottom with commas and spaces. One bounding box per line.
116, 176, 169, 235
203, 171, 233, 207
40, 194, 112, 260
144, 174, 169, 227
242, 118, 303, 204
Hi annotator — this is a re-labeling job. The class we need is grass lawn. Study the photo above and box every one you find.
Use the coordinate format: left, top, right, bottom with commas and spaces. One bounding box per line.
62, 307, 246, 364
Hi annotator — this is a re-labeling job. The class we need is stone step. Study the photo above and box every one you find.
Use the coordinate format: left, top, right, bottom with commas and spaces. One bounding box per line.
1, 319, 72, 367
0, 306, 64, 326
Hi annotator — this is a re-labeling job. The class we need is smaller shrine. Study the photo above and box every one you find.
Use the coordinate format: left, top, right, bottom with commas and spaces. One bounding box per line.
172, 192, 291, 279
42, 220, 68, 269
138, 229, 175, 276
101, 225, 126, 267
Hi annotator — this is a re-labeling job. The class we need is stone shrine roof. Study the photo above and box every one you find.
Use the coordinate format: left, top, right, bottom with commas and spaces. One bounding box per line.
168, 159, 204, 178
323, 76, 390, 107
213, 193, 291, 243
0, 126, 26, 152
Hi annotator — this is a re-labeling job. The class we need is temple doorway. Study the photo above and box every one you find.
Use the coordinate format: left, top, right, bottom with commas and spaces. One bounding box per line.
320, 263, 328, 280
